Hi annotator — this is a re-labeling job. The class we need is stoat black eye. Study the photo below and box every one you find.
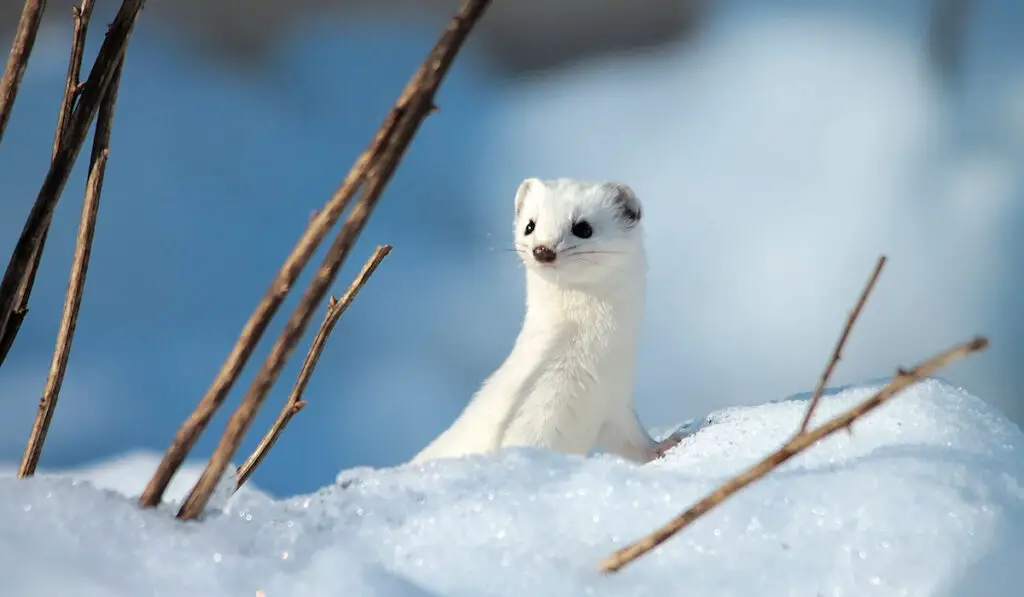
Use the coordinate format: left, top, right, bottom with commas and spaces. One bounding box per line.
524, 220, 536, 236
571, 220, 593, 239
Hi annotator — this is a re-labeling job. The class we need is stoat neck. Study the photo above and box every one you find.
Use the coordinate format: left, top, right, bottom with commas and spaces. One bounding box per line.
521, 269, 645, 340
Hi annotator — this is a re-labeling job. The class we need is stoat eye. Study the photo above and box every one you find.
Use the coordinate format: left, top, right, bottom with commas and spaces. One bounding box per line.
571, 220, 593, 239
524, 220, 536, 236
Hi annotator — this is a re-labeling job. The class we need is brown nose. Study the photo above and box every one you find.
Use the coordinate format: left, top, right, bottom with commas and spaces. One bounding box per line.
532, 245, 557, 263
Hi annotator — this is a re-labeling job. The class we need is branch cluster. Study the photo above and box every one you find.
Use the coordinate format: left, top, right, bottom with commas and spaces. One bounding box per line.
1, 0, 138, 478
0, 0, 492, 518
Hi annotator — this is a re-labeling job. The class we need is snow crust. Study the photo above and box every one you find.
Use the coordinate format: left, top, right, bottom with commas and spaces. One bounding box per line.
1, 379, 1021, 596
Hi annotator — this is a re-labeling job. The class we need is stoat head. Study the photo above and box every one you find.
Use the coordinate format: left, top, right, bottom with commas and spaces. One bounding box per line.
513, 178, 644, 288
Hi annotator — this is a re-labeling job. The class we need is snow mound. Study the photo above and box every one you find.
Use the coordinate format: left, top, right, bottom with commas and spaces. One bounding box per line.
0, 450, 233, 502
1, 379, 1021, 596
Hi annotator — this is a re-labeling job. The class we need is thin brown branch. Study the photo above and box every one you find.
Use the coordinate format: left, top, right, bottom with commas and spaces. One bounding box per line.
600, 336, 989, 573
175, 62, 463, 518
234, 245, 392, 491
0, 0, 95, 369
0, 0, 144, 371
0, 0, 46, 146
52, 1, 96, 160
141, 0, 492, 513
796, 255, 886, 434
178, 0, 490, 519
18, 54, 125, 478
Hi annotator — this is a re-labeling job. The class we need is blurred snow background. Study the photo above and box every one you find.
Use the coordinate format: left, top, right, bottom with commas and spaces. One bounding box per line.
0, 0, 1022, 500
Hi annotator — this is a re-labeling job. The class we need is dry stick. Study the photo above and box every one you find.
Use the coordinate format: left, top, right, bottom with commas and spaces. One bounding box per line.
176, 179, 398, 519
178, 0, 490, 516
18, 55, 124, 478
0, 0, 144, 371
52, 1, 96, 160
0, 0, 96, 369
137, 100, 383, 510
0, 0, 46, 146
175, 128, 420, 520
176, 12, 486, 516
140, 0, 492, 512
796, 255, 887, 434
600, 336, 989, 574
234, 245, 392, 491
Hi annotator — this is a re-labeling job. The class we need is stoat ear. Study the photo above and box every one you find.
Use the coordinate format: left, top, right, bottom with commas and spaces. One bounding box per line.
514, 177, 541, 217
607, 182, 642, 227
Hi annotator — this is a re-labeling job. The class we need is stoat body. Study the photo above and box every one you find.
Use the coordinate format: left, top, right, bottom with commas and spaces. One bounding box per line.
410, 178, 681, 465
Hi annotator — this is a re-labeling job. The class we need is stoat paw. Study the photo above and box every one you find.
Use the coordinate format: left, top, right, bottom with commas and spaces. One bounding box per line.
648, 432, 684, 461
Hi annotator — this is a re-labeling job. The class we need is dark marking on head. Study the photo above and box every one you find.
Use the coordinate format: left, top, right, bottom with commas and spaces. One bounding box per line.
607, 182, 642, 228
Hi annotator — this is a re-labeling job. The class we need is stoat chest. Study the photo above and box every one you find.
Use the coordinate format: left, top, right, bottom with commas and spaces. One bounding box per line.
499, 282, 641, 454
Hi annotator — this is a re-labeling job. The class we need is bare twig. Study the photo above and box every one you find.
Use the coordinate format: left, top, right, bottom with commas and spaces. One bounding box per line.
0, 0, 144, 371
176, 0, 491, 520
175, 10, 488, 515
0, 0, 46, 147
52, 1, 96, 160
599, 336, 989, 573
796, 255, 886, 434
235, 245, 392, 490
140, 0, 492, 514
0, 0, 95, 368
19, 53, 125, 478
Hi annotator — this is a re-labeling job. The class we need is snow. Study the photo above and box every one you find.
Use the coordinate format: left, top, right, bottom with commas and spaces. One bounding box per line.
1, 379, 1021, 596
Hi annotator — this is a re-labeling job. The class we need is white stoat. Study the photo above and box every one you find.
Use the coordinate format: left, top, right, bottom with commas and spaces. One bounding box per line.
410, 178, 682, 465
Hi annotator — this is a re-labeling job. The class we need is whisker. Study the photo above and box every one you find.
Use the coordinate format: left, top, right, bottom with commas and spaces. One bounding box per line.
564, 249, 625, 257
568, 254, 629, 275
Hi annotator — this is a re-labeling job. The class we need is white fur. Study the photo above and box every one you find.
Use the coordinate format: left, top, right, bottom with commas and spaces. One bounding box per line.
410, 178, 666, 465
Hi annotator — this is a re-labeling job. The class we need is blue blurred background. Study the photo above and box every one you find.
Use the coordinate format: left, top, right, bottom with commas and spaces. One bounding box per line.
0, 0, 1021, 498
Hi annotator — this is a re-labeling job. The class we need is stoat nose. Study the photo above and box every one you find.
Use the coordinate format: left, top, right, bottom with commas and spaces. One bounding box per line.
532, 245, 557, 263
